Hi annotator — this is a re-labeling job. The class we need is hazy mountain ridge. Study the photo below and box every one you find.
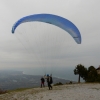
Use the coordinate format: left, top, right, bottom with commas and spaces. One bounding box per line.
0, 70, 72, 90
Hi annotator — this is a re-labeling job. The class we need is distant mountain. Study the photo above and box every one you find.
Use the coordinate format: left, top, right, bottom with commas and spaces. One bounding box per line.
0, 70, 23, 75
0, 70, 74, 90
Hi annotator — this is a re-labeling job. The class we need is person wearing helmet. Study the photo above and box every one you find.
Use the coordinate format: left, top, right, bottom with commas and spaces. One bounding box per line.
46, 74, 53, 90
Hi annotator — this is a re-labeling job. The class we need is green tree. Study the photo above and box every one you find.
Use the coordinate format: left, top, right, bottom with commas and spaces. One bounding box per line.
74, 64, 87, 83
87, 66, 98, 82
96, 74, 100, 82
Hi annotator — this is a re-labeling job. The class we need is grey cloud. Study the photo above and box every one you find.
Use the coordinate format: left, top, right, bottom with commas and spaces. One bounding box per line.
0, 0, 100, 70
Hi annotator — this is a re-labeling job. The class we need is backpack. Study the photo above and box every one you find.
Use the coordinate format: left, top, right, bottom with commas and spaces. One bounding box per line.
50, 77, 53, 84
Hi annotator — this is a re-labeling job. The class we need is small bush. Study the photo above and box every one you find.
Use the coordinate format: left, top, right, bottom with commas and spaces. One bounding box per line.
69, 81, 72, 84
0, 89, 7, 94
54, 82, 63, 86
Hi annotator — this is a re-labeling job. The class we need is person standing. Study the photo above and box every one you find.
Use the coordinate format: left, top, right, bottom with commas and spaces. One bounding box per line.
41, 77, 45, 88
47, 74, 53, 90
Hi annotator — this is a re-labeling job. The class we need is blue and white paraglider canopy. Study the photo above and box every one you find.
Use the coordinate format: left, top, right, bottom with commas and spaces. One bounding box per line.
12, 13, 81, 44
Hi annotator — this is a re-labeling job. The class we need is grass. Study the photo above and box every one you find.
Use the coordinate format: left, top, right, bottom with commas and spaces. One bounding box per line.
7, 87, 32, 93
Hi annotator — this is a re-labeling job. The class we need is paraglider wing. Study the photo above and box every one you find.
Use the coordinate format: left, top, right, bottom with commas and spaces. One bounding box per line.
12, 14, 81, 44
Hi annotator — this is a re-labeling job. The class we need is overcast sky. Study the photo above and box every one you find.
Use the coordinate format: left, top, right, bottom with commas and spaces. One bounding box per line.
0, 0, 100, 72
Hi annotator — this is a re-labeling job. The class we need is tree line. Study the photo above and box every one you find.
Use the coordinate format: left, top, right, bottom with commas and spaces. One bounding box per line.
74, 64, 100, 83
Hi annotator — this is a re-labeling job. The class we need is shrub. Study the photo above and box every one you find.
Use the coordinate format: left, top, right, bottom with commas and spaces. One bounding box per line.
0, 89, 7, 94
54, 82, 63, 86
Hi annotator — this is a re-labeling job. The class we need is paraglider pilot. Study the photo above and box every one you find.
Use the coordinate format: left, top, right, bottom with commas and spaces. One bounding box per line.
46, 74, 53, 90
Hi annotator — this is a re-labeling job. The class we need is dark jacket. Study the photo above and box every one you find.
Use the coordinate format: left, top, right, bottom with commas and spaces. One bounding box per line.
41, 78, 45, 82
